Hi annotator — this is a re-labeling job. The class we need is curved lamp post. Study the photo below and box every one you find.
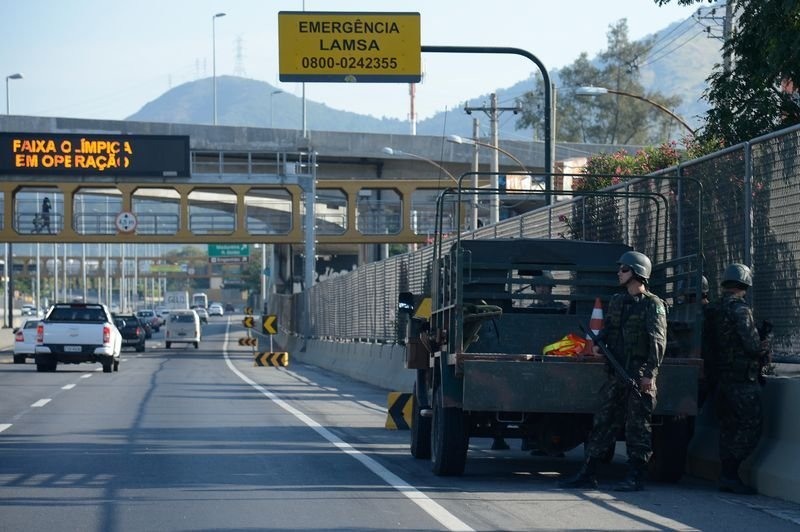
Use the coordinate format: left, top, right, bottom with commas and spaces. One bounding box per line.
381, 147, 458, 184
270, 90, 283, 128
575, 86, 695, 136
446, 134, 530, 173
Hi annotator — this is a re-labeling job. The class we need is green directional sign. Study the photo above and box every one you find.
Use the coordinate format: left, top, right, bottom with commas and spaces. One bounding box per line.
208, 243, 250, 263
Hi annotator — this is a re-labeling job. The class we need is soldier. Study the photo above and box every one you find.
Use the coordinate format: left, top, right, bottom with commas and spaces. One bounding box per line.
560, 250, 667, 491
529, 271, 567, 312
704, 263, 764, 495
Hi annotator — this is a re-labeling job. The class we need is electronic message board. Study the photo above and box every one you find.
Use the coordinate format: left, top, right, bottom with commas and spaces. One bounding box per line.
278, 11, 421, 82
0, 133, 190, 177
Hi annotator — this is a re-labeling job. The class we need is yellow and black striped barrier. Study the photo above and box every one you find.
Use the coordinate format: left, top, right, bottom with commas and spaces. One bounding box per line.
385, 392, 413, 430
238, 337, 257, 347
255, 351, 289, 367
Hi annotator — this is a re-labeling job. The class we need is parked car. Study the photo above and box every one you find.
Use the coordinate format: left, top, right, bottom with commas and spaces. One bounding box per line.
13, 319, 40, 364
112, 314, 146, 353
136, 309, 162, 333
165, 309, 201, 349
208, 303, 224, 316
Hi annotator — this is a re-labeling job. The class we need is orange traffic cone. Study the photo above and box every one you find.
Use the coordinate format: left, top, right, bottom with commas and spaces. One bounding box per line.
583, 297, 604, 354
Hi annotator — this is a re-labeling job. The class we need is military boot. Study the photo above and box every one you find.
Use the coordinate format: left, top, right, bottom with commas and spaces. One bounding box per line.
614, 459, 646, 492
559, 458, 598, 489
718, 459, 756, 495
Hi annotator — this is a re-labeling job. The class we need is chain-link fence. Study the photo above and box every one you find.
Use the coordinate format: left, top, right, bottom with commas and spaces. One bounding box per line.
275, 123, 800, 358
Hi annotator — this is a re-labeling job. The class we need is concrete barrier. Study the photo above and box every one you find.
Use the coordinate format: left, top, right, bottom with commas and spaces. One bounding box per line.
279, 332, 800, 504
687, 375, 800, 504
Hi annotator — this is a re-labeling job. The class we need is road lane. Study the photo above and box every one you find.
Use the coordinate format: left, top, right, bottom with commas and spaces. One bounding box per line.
1, 316, 799, 531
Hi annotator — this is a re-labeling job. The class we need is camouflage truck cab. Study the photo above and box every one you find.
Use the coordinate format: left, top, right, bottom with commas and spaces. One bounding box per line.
402, 237, 703, 478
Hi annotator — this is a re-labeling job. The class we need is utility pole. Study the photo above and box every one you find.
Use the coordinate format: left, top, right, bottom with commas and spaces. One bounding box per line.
722, 1, 734, 73
464, 93, 520, 224
471, 118, 480, 230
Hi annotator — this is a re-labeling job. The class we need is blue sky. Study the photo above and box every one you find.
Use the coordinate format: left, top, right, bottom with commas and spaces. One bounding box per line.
1, 0, 704, 122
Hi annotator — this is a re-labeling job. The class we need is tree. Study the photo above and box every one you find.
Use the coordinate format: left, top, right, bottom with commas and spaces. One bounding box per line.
516, 19, 683, 145
655, 0, 800, 145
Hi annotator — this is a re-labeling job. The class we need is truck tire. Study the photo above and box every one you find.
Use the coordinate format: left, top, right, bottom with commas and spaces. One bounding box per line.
431, 383, 469, 476
102, 361, 112, 373
36, 363, 47, 372
410, 381, 432, 459
13, 354, 26, 364
113, 359, 120, 372
649, 416, 692, 482
165, 342, 171, 349
136, 343, 145, 352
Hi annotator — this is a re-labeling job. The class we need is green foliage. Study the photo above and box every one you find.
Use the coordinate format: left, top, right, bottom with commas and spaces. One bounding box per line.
655, 0, 800, 145
516, 19, 684, 144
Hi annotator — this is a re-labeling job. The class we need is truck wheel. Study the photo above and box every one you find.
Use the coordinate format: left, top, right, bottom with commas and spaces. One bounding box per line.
36, 363, 47, 372
194, 341, 199, 349
102, 361, 112, 373
113, 359, 120, 372
431, 383, 469, 476
165, 342, 171, 349
136, 343, 145, 353
649, 416, 693, 482
410, 381, 432, 459
13, 354, 26, 364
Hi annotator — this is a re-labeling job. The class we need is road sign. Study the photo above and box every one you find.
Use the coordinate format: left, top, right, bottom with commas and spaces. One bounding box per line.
385, 392, 413, 430
242, 316, 255, 328
115, 211, 137, 233
244, 307, 253, 315
238, 337, 257, 346
278, 11, 421, 83
208, 243, 249, 258
263, 314, 277, 335
255, 352, 289, 367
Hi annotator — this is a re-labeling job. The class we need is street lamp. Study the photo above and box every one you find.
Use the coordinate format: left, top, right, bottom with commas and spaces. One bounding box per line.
575, 86, 695, 136
270, 90, 283, 128
381, 147, 458, 184
4, 72, 22, 327
446, 135, 530, 174
5, 72, 23, 115
212, 12, 226, 125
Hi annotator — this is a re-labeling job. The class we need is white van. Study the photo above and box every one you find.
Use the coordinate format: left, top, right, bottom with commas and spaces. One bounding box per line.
165, 309, 201, 349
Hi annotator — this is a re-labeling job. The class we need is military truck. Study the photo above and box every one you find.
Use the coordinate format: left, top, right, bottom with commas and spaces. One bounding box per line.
399, 185, 704, 480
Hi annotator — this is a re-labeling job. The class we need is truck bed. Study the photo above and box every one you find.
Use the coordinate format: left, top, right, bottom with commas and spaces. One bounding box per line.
460, 353, 701, 416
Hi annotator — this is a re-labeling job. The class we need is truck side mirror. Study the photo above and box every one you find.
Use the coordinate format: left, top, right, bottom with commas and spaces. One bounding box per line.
398, 292, 415, 314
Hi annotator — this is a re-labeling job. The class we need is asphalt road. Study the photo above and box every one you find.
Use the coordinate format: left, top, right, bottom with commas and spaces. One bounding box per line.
1, 317, 799, 531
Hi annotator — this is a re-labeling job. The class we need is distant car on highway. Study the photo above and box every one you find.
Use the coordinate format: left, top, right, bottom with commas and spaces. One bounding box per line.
224, 303, 235, 313
113, 314, 146, 353
21, 304, 40, 317
136, 309, 162, 332
13, 319, 40, 364
208, 303, 224, 316
192, 306, 209, 324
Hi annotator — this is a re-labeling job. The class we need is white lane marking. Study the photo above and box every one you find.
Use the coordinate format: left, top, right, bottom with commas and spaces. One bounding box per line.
222, 324, 473, 532
31, 399, 51, 408
81, 374, 93, 379
62, 384, 76, 390
0, 424, 11, 433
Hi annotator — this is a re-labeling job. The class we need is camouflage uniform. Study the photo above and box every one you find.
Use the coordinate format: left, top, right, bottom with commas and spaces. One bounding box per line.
705, 293, 763, 463
585, 290, 668, 464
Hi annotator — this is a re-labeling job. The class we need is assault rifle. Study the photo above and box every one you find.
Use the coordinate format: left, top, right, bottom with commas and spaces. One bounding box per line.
757, 320, 774, 384
580, 324, 642, 398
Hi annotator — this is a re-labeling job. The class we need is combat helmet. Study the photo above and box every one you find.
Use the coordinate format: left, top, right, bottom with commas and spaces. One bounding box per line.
677, 275, 709, 295
721, 263, 752, 288
534, 270, 556, 287
617, 251, 652, 281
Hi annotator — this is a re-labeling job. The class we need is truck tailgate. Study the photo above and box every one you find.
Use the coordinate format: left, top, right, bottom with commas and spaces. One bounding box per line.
461, 354, 701, 416
43, 323, 105, 346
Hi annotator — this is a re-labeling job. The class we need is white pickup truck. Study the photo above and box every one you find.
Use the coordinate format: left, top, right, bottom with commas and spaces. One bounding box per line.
34, 302, 122, 373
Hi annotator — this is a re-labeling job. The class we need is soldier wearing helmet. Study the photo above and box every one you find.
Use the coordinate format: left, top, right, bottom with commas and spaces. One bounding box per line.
561, 250, 666, 492
529, 271, 567, 313
704, 263, 764, 495
676, 275, 709, 306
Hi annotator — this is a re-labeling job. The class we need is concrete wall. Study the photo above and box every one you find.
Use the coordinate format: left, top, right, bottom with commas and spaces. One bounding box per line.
280, 332, 800, 504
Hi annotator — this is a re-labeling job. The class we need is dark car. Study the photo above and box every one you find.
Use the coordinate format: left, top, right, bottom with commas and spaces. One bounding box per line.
113, 314, 146, 352
224, 303, 235, 313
